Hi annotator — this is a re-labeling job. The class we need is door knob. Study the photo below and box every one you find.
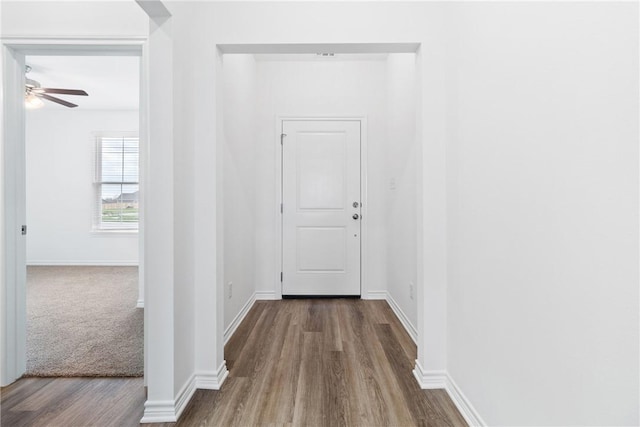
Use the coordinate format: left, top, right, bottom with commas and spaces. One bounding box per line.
352, 214, 360, 220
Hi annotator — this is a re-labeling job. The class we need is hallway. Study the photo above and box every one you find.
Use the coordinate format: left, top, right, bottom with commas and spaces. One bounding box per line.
1, 299, 466, 426
162, 299, 466, 426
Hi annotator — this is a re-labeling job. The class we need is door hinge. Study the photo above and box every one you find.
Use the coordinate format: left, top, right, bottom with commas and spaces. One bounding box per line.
280, 203, 283, 213
280, 272, 283, 282
21, 225, 27, 236
281, 133, 287, 145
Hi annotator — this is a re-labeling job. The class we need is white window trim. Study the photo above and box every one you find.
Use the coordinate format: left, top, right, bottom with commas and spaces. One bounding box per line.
92, 131, 140, 233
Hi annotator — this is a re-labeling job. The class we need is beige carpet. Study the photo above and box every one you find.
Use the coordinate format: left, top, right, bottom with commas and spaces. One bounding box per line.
26, 266, 143, 377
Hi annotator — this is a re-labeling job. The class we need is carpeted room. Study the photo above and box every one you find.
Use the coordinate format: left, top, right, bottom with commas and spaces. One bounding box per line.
26, 266, 142, 376
24, 55, 142, 378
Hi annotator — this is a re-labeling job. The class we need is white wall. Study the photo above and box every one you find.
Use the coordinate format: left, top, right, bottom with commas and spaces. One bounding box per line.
1, 1, 147, 38
446, 2, 639, 425
25, 110, 139, 265
385, 53, 418, 333
222, 54, 257, 330
172, 10, 196, 397
254, 55, 388, 297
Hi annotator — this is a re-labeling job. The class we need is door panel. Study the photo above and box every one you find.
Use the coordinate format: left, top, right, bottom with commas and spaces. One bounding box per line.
297, 133, 345, 210
282, 120, 361, 296
296, 227, 346, 272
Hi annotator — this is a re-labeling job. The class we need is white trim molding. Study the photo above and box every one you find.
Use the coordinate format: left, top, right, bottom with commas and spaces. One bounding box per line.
2, 36, 147, 387
445, 374, 487, 427
1, 36, 147, 51
412, 362, 486, 427
224, 293, 256, 344
195, 361, 229, 390
140, 375, 196, 424
26, 260, 139, 266
141, 374, 197, 424
140, 399, 178, 423
365, 290, 387, 300
255, 290, 277, 300
385, 292, 417, 343
142, 353, 228, 423
413, 361, 447, 389
136, 299, 144, 308
361, 291, 418, 343
144, 363, 230, 423
174, 374, 198, 420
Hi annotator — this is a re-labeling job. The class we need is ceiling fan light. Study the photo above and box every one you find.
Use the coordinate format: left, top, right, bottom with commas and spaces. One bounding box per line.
25, 77, 40, 89
25, 94, 44, 109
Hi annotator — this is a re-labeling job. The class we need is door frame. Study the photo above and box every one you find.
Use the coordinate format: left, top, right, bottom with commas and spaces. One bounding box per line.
0, 37, 148, 385
274, 116, 368, 299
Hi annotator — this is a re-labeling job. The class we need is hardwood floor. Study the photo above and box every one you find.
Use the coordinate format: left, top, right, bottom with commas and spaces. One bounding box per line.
1, 299, 467, 427
0, 377, 145, 426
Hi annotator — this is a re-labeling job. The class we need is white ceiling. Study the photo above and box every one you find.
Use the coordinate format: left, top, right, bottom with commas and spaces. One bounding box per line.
25, 55, 140, 110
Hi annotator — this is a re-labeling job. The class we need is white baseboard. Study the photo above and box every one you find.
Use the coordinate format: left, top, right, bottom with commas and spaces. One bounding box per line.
413, 361, 447, 389
195, 361, 229, 390
224, 294, 256, 344
141, 362, 229, 424
174, 374, 197, 420
136, 299, 144, 308
445, 374, 486, 427
27, 260, 138, 266
255, 290, 277, 300
361, 290, 418, 344
140, 399, 178, 423
141, 374, 196, 424
412, 361, 486, 427
385, 292, 417, 344
365, 290, 387, 300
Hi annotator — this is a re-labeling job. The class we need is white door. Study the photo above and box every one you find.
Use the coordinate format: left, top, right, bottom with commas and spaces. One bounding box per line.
281, 120, 361, 296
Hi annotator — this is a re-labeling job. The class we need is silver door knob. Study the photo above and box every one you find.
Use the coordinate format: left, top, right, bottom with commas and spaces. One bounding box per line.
352, 214, 359, 220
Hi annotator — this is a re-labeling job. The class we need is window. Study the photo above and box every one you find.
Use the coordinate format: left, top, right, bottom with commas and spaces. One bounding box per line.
94, 134, 139, 230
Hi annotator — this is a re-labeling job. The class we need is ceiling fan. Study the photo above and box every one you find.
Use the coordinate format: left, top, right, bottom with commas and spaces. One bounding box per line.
25, 65, 88, 108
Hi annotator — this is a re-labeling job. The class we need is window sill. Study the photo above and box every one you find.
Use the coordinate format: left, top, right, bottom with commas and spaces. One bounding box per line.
91, 229, 139, 237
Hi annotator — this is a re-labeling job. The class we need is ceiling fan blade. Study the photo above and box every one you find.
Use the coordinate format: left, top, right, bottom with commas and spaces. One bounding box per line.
37, 93, 78, 108
38, 88, 88, 96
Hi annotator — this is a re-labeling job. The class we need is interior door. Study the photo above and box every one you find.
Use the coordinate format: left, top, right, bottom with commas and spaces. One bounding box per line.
281, 120, 361, 296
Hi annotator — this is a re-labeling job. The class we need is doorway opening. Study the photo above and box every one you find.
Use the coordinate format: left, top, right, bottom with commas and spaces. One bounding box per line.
219, 46, 421, 357
1, 41, 147, 386
24, 54, 143, 377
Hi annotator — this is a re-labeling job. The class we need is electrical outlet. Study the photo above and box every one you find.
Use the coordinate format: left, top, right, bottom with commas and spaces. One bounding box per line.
409, 282, 414, 300
227, 282, 233, 299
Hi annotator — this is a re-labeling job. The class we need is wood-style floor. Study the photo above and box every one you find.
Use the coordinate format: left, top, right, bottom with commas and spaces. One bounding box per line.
0, 377, 145, 426
1, 299, 467, 427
